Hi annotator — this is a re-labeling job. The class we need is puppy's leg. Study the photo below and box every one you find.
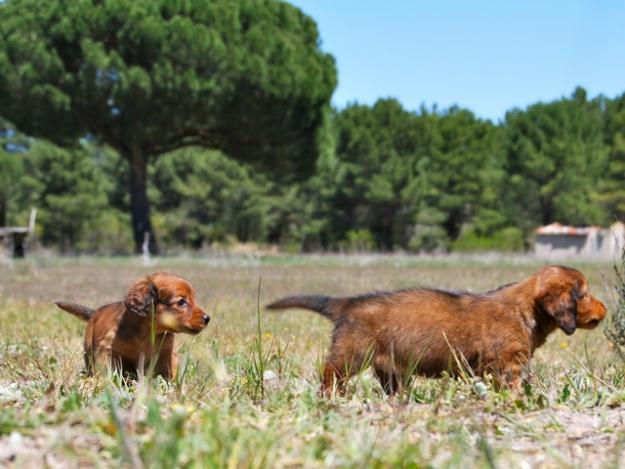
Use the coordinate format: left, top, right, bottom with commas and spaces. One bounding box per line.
374, 367, 401, 396
91, 327, 117, 376
83, 323, 96, 376
94, 345, 113, 374
83, 346, 95, 376
321, 353, 365, 397
154, 349, 177, 380
373, 353, 402, 395
151, 335, 176, 380
320, 333, 370, 397
321, 362, 344, 397
496, 348, 529, 390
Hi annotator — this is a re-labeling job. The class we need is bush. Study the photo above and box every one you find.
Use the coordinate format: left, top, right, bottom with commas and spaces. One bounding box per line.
605, 249, 625, 361
407, 208, 450, 253
408, 224, 449, 253
340, 229, 375, 252
452, 227, 524, 252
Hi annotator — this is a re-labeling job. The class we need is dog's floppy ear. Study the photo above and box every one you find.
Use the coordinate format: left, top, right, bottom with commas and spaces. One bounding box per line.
535, 269, 578, 335
124, 278, 158, 317
537, 290, 577, 335
534, 266, 579, 335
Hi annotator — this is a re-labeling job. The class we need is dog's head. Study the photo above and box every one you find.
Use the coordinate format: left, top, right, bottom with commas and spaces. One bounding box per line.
124, 272, 210, 334
534, 265, 606, 335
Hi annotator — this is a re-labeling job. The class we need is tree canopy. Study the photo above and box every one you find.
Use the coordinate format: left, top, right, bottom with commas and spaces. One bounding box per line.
503, 88, 607, 231
0, 0, 336, 252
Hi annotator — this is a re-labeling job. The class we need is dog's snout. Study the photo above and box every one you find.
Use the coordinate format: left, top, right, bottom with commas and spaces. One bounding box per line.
592, 298, 607, 321
577, 296, 607, 329
202, 314, 210, 325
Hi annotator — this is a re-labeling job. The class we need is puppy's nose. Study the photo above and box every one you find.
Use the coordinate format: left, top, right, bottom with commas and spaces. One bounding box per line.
202, 314, 210, 325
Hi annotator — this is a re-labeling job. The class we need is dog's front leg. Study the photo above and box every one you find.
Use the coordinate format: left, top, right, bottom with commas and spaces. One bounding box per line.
153, 350, 176, 380
497, 348, 530, 391
93, 345, 113, 374
153, 337, 177, 380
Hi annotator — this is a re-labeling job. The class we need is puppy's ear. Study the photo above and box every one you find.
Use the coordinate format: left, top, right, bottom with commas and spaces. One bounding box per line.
537, 289, 577, 335
124, 278, 158, 317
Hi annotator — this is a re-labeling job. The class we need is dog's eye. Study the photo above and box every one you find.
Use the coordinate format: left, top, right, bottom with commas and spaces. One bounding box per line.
177, 298, 188, 307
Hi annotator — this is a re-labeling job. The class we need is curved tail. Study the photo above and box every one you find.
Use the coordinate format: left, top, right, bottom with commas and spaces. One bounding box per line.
265, 295, 339, 320
55, 302, 95, 321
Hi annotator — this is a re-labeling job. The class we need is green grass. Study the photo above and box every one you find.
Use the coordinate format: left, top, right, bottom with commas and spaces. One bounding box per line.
0, 255, 623, 467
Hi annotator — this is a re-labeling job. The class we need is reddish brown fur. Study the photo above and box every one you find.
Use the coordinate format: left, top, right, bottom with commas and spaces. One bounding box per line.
55, 272, 210, 380
267, 265, 607, 396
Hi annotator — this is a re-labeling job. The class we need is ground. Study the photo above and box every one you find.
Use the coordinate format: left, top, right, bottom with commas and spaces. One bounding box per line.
0, 254, 623, 468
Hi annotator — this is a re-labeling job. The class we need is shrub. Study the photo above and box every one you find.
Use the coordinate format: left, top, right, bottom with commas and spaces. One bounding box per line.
340, 229, 375, 252
606, 249, 625, 361
452, 227, 524, 252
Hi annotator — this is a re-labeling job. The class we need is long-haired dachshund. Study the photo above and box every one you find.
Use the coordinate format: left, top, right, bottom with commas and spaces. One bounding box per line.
55, 272, 210, 380
267, 265, 606, 396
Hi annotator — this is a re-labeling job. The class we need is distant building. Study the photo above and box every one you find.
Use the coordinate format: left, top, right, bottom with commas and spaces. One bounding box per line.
534, 222, 625, 259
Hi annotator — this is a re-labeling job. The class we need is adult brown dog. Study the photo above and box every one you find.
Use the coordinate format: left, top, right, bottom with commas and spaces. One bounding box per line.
56, 272, 210, 380
267, 265, 606, 396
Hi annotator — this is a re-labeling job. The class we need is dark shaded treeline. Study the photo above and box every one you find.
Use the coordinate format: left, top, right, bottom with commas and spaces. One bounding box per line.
2, 87, 624, 254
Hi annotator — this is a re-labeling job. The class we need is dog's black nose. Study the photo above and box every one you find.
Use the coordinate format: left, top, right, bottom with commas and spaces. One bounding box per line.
203, 314, 210, 325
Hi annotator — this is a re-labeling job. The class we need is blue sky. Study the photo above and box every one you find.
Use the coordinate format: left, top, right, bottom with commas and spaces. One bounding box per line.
290, 0, 625, 122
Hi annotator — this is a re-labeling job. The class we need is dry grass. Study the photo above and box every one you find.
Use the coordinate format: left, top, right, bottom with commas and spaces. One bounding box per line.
0, 254, 622, 468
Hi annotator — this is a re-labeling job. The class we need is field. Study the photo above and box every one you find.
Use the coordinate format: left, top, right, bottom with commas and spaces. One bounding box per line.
0, 254, 623, 468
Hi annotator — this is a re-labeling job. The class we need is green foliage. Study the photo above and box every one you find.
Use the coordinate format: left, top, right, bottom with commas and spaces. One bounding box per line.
503, 88, 608, 233
0, 151, 22, 226
0, 0, 337, 251
13, 141, 132, 253
408, 207, 450, 253
0, 0, 336, 168
326, 99, 429, 250
598, 93, 625, 219
151, 148, 276, 249
605, 248, 625, 361
452, 227, 524, 252
0, 0, 623, 256
2, 85, 625, 254
0, 119, 27, 226
340, 229, 376, 252
317, 100, 504, 252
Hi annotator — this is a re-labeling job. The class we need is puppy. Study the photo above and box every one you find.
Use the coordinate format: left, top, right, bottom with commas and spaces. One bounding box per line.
56, 272, 210, 380
267, 265, 606, 395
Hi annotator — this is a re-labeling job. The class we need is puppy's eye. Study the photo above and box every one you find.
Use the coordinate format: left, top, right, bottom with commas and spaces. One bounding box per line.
177, 298, 188, 307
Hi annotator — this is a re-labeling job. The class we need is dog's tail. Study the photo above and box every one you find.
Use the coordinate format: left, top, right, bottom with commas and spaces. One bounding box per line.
55, 302, 95, 321
265, 295, 340, 320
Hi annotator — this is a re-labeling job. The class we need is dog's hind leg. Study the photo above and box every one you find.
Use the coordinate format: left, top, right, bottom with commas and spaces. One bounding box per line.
321, 351, 366, 397
320, 326, 374, 397
374, 367, 401, 396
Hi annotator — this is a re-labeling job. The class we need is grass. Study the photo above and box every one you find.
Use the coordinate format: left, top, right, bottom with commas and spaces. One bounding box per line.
0, 254, 623, 467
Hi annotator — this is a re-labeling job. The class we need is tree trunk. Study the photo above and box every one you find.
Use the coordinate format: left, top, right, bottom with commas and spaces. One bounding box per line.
0, 197, 6, 227
128, 146, 158, 254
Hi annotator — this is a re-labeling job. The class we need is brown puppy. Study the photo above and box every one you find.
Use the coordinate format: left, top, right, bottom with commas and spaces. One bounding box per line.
56, 272, 210, 380
267, 265, 606, 396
